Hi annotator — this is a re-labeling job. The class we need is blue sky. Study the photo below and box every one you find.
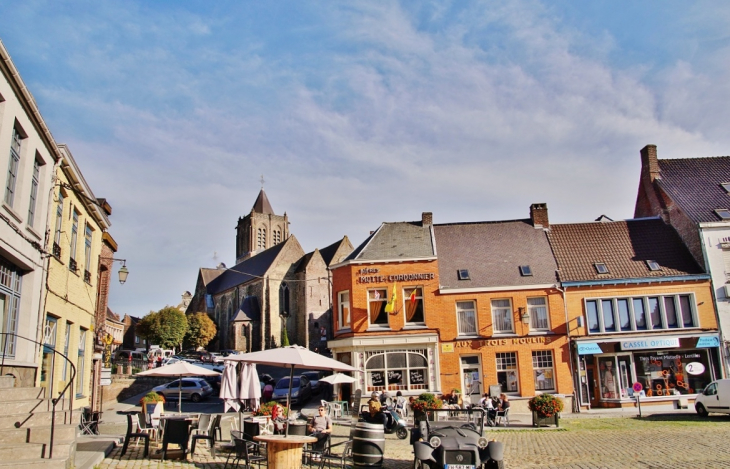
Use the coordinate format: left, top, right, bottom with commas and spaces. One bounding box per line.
1, 1, 729, 316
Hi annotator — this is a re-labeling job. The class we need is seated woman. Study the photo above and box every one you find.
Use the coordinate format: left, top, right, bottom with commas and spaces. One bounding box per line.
361, 399, 387, 427
271, 403, 287, 434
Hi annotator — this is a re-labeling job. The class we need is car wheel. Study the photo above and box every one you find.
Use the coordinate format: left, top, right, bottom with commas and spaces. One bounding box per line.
696, 403, 708, 417
396, 427, 408, 439
191, 393, 202, 403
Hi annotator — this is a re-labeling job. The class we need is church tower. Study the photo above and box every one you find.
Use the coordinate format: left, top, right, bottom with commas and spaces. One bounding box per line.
235, 188, 289, 264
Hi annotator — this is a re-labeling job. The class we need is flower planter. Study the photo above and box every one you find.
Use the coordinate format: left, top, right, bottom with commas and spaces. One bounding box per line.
532, 411, 560, 427
413, 410, 437, 422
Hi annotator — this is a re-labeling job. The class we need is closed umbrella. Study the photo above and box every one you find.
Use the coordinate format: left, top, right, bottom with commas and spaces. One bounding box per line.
223, 345, 358, 437
239, 362, 261, 411
137, 361, 219, 413
219, 361, 240, 413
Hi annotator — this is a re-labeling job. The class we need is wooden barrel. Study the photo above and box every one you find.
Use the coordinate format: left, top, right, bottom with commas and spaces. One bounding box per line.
352, 421, 385, 468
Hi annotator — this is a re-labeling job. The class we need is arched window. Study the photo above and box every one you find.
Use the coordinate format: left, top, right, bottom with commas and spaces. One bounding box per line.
257, 227, 266, 249
279, 282, 290, 317
365, 350, 429, 392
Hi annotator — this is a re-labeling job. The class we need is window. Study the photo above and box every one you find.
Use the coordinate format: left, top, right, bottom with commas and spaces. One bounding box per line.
365, 350, 429, 392
634, 350, 713, 396
4, 127, 22, 207
496, 352, 518, 393
27, 159, 40, 226
368, 289, 389, 328
69, 210, 79, 271
585, 294, 697, 334
722, 182, 730, 193
257, 227, 266, 249
273, 230, 281, 244
43, 316, 57, 347
715, 209, 730, 220
491, 299, 513, 333
279, 282, 290, 316
338, 291, 350, 330
646, 260, 661, 271
594, 263, 609, 274
62, 322, 71, 380
456, 301, 477, 335
404, 287, 424, 325
532, 351, 555, 391
84, 224, 93, 282
0, 256, 22, 356
519, 265, 533, 276
457, 269, 470, 280
53, 191, 64, 257
76, 328, 87, 397
527, 297, 549, 330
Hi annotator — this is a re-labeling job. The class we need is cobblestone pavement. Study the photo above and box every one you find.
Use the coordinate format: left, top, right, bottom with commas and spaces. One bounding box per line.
96, 413, 730, 468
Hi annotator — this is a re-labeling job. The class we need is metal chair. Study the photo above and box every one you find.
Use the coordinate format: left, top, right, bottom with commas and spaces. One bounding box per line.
495, 408, 510, 426
225, 430, 267, 469
303, 432, 330, 467
161, 418, 192, 460
120, 413, 150, 457
79, 407, 99, 435
318, 439, 352, 469
192, 414, 221, 457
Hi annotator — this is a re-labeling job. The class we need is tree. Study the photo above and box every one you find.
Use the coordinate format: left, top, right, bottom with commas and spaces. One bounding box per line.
184, 312, 217, 349
136, 306, 188, 350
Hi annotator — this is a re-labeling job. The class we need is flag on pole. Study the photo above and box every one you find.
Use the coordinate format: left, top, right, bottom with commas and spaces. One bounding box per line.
384, 283, 397, 313
410, 288, 417, 305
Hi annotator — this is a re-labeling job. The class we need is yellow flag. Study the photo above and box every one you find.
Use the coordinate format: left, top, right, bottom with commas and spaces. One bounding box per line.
384, 283, 397, 313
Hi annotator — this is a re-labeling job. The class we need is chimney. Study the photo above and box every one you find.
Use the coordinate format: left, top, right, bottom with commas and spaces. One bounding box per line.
530, 203, 549, 228
422, 212, 433, 226
640, 144, 660, 182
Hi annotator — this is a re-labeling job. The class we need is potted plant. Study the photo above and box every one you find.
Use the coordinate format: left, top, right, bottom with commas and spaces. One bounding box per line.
411, 393, 443, 421
528, 393, 563, 427
254, 401, 288, 418
140, 392, 165, 419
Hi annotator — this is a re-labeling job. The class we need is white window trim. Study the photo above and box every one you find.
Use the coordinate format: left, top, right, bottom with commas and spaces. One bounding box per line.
491, 298, 514, 334
584, 293, 699, 335
532, 350, 556, 392
367, 288, 390, 330
456, 300, 478, 336
527, 296, 550, 332
338, 290, 351, 331
403, 286, 426, 327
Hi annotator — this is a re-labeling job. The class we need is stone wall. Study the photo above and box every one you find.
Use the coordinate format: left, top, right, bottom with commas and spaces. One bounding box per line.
100, 376, 172, 409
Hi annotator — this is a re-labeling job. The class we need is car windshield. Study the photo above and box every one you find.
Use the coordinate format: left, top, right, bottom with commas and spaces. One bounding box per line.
275, 378, 300, 389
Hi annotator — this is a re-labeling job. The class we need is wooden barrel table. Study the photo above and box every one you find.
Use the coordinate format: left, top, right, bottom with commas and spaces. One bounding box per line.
352, 421, 385, 468
254, 434, 317, 469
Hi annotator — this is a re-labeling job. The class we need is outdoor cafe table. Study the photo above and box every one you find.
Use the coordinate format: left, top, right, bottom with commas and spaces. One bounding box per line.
254, 434, 317, 469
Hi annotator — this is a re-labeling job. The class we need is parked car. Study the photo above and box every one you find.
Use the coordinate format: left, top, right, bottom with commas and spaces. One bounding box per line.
177, 349, 212, 362
218, 349, 240, 357
272, 375, 311, 405
695, 379, 730, 416
301, 371, 325, 395
152, 378, 214, 403
114, 349, 148, 362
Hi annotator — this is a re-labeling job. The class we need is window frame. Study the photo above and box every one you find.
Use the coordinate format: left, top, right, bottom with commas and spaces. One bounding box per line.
367, 288, 389, 329
69, 210, 79, 271
337, 290, 350, 331
496, 352, 519, 394
84, 223, 93, 279
532, 350, 556, 392
584, 293, 699, 335
76, 328, 87, 397
491, 298, 514, 334
403, 286, 425, 326
4, 127, 22, 207
527, 296, 550, 331
27, 158, 40, 227
456, 300, 478, 336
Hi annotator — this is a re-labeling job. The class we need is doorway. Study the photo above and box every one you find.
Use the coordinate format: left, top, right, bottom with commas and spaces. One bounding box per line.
460, 355, 482, 406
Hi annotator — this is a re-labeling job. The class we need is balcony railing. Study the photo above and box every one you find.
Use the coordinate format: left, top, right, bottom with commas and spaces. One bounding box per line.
84, 270, 91, 283
52, 243, 61, 258
69, 258, 77, 272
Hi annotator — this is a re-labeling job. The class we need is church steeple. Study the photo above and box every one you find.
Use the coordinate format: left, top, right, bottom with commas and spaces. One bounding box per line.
235, 187, 289, 264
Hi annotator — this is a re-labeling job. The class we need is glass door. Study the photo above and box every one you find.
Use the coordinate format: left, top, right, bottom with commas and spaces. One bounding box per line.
617, 355, 632, 398
460, 356, 482, 407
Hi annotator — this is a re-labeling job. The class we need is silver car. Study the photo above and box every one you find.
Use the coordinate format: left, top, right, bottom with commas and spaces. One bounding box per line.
152, 378, 213, 403
272, 375, 312, 404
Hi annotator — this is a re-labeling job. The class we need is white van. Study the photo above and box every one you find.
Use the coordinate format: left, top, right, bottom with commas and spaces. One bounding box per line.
694, 379, 730, 416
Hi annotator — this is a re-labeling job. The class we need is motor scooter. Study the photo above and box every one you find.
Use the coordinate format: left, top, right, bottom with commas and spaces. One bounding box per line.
360, 404, 409, 439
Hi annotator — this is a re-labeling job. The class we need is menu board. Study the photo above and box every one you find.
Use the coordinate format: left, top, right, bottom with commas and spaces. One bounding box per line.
410, 369, 425, 385
370, 371, 385, 387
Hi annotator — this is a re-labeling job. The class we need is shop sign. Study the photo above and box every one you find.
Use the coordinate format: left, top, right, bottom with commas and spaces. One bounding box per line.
577, 342, 603, 355
454, 336, 552, 349
441, 343, 454, 353
696, 336, 720, 348
371, 371, 385, 387
356, 267, 435, 284
620, 337, 680, 351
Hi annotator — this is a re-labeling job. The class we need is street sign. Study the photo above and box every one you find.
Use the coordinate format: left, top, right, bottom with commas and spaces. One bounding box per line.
633, 382, 643, 392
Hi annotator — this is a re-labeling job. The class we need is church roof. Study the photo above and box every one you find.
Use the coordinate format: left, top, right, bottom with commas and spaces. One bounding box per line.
233, 296, 260, 322
252, 188, 275, 215
200, 267, 225, 285
319, 237, 350, 266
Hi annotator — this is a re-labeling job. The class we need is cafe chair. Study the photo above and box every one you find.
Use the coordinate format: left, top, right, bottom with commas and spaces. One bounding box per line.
192, 414, 221, 457
121, 413, 150, 458
79, 407, 99, 435
226, 431, 267, 469
161, 418, 192, 460
318, 439, 352, 469
303, 432, 331, 467
495, 408, 510, 426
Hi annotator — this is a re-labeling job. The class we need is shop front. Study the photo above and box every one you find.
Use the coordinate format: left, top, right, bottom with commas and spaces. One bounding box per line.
575, 333, 722, 409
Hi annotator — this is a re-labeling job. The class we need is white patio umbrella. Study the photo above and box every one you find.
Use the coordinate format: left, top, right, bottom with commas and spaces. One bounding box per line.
239, 362, 262, 411
320, 372, 357, 403
223, 345, 358, 437
137, 361, 220, 413
219, 361, 240, 413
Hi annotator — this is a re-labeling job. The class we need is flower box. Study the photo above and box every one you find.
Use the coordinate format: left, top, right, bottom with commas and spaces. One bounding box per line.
532, 411, 560, 427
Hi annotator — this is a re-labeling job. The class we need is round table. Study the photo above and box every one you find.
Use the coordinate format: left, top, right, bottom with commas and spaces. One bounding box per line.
254, 434, 317, 469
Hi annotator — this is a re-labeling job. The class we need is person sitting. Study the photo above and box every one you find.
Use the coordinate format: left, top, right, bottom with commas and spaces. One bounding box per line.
272, 403, 287, 434
361, 399, 387, 427
498, 393, 510, 412
307, 406, 332, 455
394, 391, 407, 417
262, 382, 274, 403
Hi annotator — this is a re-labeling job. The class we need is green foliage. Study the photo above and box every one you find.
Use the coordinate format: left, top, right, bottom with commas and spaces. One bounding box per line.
254, 401, 288, 417
136, 306, 188, 350
184, 312, 217, 349
140, 392, 165, 404
281, 325, 290, 347
411, 392, 443, 413
528, 393, 564, 417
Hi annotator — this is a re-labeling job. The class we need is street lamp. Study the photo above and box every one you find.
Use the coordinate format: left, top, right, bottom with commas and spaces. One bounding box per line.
102, 257, 129, 285
519, 307, 530, 324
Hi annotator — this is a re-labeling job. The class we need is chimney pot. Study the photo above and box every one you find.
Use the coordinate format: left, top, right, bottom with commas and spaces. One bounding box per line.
530, 203, 549, 228
640, 144, 659, 182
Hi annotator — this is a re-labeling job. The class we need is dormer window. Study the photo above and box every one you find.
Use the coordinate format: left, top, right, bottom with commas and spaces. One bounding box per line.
721, 183, 730, 193
594, 263, 609, 274
519, 265, 533, 276
715, 209, 730, 220
646, 260, 661, 271
457, 269, 470, 280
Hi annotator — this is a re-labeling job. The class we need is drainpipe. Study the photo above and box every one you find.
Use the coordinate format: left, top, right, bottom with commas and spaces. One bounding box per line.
556, 284, 581, 412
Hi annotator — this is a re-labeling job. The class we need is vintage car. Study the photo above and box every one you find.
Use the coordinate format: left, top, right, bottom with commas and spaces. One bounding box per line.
412, 408, 505, 469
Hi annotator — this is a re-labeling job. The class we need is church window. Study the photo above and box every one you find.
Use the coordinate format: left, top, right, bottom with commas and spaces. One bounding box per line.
273, 229, 281, 244
257, 228, 266, 249
279, 283, 290, 316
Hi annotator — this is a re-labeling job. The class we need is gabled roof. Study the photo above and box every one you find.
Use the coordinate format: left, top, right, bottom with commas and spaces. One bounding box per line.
319, 236, 352, 266
435, 219, 557, 290
206, 235, 302, 294
233, 296, 260, 322
252, 188, 274, 215
546, 218, 703, 283
345, 222, 435, 262
200, 267, 225, 285
655, 156, 730, 224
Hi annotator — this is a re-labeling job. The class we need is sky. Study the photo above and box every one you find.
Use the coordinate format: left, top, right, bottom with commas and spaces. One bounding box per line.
1, 1, 730, 317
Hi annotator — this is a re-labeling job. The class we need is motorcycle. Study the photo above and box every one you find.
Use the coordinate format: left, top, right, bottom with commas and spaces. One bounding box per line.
360, 403, 409, 439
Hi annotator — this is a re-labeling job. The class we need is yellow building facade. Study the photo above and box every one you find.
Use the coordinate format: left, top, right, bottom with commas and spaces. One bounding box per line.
41, 144, 110, 409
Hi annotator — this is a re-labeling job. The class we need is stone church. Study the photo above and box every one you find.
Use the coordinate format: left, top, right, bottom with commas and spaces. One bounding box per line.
186, 189, 353, 352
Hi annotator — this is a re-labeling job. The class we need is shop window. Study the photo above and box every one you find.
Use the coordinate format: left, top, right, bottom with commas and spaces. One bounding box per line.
404, 287, 424, 325
598, 357, 619, 399
527, 297, 549, 331
634, 350, 713, 396
365, 350, 428, 392
456, 301, 477, 336
532, 350, 555, 391
585, 294, 697, 334
491, 299, 513, 333
496, 352, 518, 393
368, 288, 389, 328
338, 291, 350, 330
